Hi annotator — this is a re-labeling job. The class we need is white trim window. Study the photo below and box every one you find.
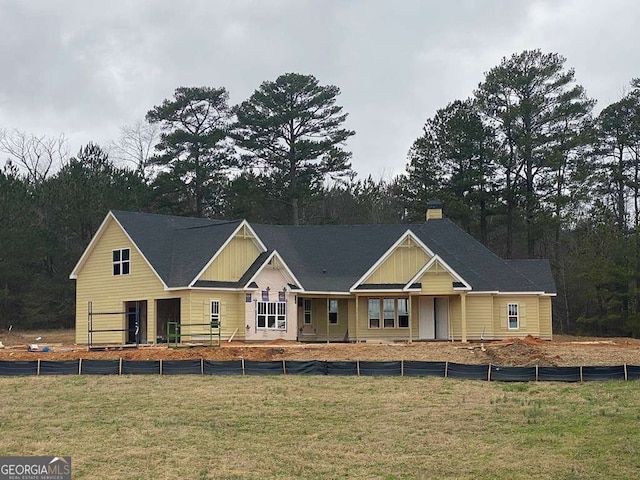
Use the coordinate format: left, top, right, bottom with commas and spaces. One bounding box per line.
368, 298, 380, 328
257, 301, 286, 330
329, 299, 338, 324
383, 298, 395, 328
397, 298, 409, 328
210, 300, 220, 328
507, 303, 519, 329
303, 299, 312, 324
112, 248, 130, 276
368, 298, 410, 329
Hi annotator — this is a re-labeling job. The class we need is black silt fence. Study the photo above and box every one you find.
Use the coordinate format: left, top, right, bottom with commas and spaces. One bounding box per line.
0, 359, 639, 382
81, 359, 120, 375
0, 360, 38, 376
39, 360, 80, 375
490, 365, 537, 382
162, 359, 202, 375
326, 361, 358, 376
203, 360, 243, 375
537, 366, 581, 382
244, 360, 285, 375
402, 361, 447, 377
358, 361, 402, 376
121, 360, 160, 375
581, 365, 626, 381
283, 360, 327, 375
627, 364, 640, 380
447, 362, 489, 380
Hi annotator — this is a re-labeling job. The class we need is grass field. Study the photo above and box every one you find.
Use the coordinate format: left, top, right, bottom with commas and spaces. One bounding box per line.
0, 376, 638, 479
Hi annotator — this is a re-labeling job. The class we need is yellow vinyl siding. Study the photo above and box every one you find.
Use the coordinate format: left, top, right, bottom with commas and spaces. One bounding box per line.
364, 238, 431, 284
74, 216, 184, 344
449, 295, 462, 339
493, 296, 540, 338
347, 298, 357, 339
199, 227, 261, 282
538, 296, 553, 340
420, 271, 455, 295
465, 296, 494, 339
184, 291, 245, 341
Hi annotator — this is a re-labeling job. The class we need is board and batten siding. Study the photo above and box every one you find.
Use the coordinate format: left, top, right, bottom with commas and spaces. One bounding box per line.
198, 227, 262, 282
363, 238, 431, 284
74, 216, 185, 344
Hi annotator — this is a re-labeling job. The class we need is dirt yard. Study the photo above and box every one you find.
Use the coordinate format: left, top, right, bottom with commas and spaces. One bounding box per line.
1, 329, 640, 366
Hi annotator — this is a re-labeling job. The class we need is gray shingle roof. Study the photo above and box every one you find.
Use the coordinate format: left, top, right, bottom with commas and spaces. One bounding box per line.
505, 259, 557, 293
108, 211, 556, 294
112, 211, 241, 288
252, 224, 408, 292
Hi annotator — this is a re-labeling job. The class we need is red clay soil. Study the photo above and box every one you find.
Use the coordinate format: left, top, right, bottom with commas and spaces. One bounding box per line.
1, 330, 640, 366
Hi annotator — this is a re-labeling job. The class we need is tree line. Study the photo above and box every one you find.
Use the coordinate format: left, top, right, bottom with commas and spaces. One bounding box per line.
1, 50, 639, 337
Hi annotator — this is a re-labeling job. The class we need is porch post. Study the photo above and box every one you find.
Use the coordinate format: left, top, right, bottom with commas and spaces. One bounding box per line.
461, 292, 467, 343
355, 295, 359, 343
326, 298, 330, 344
408, 295, 413, 343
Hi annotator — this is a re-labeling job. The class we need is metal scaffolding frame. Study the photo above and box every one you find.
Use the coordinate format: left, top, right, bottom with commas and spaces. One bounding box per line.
87, 301, 141, 350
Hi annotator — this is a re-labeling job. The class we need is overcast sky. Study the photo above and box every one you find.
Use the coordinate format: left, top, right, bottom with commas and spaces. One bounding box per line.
0, 0, 638, 179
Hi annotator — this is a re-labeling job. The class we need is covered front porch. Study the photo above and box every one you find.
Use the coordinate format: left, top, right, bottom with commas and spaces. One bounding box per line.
296, 293, 471, 343
352, 293, 469, 343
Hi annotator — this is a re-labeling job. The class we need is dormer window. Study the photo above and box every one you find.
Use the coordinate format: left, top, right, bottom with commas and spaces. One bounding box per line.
113, 248, 130, 276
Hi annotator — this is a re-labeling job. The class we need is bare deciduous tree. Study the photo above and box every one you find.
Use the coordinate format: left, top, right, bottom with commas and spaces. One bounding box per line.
108, 120, 159, 179
0, 129, 68, 184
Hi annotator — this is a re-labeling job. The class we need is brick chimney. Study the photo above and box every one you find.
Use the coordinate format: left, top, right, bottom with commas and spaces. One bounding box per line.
426, 199, 443, 221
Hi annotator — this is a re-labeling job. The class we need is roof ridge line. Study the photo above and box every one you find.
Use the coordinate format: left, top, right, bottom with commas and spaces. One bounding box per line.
178, 219, 244, 231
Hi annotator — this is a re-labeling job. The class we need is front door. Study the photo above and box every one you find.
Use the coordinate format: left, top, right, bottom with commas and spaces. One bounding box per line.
419, 297, 435, 340
419, 297, 449, 340
435, 297, 449, 340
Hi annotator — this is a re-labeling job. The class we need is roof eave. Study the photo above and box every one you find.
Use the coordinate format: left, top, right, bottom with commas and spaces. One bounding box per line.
404, 254, 472, 291
241, 250, 305, 291
69, 212, 114, 279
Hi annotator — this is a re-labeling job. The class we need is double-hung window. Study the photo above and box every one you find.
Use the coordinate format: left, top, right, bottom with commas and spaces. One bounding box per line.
507, 303, 519, 329
112, 248, 130, 276
257, 301, 286, 330
383, 298, 395, 328
368, 298, 410, 329
329, 299, 339, 324
397, 298, 409, 328
368, 298, 380, 328
210, 300, 220, 328
303, 299, 312, 324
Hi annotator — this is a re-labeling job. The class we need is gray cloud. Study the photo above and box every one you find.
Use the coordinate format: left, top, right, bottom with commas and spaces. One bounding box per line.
0, 0, 638, 175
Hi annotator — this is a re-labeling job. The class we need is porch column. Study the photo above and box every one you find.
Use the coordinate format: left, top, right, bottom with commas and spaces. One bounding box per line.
355, 295, 359, 343
408, 295, 413, 343
148, 299, 156, 345
326, 298, 330, 344
461, 292, 467, 343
